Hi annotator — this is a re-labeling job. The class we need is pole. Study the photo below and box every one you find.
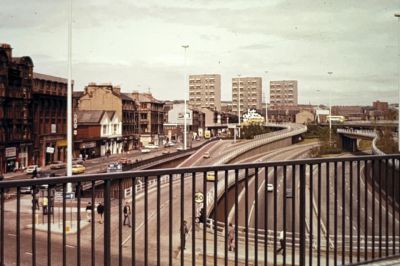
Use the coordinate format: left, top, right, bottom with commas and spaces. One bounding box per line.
66, 0, 73, 191
328, 72, 333, 147
238, 74, 241, 139
182, 45, 189, 150
395, 14, 400, 152
264, 71, 268, 124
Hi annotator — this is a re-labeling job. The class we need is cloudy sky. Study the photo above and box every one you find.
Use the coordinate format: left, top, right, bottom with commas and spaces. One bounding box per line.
2, 0, 400, 105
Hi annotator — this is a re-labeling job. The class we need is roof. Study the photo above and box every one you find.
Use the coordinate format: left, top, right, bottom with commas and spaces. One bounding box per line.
33, 72, 68, 84
73, 91, 84, 98
104, 111, 115, 120
120, 93, 133, 101
77, 110, 104, 124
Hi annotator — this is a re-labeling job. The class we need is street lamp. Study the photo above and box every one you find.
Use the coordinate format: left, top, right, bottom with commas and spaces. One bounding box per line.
182, 45, 189, 150
328, 71, 333, 147
395, 13, 400, 152
264, 71, 269, 125
66, 0, 73, 192
237, 74, 241, 140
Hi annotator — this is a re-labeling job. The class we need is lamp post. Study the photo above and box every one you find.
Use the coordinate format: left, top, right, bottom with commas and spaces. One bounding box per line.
328, 71, 333, 147
66, 0, 73, 192
395, 13, 400, 152
182, 45, 189, 150
237, 74, 241, 140
264, 71, 268, 125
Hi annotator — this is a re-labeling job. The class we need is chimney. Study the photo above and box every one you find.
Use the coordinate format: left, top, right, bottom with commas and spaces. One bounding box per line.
0, 43, 12, 60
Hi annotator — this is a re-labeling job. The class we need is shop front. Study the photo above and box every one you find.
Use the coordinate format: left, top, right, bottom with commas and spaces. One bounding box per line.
79, 141, 98, 160
5, 147, 17, 173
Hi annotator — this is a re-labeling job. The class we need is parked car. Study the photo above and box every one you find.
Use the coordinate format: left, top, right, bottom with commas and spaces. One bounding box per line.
25, 165, 41, 174
49, 161, 66, 169
203, 152, 210, 159
141, 149, 151, 153
72, 164, 86, 175
267, 184, 274, 192
144, 144, 158, 149
107, 163, 123, 173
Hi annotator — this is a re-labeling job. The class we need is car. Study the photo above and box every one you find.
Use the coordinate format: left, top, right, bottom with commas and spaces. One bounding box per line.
39, 171, 57, 178
20, 186, 32, 194
206, 172, 216, 182
176, 147, 184, 151
144, 144, 158, 149
165, 142, 176, 147
203, 152, 211, 159
162, 150, 171, 154
286, 188, 293, 198
49, 161, 66, 170
25, 165, 41, 174
72, 164, 86, 175
141, 149, 151, 153
267, 184, 274, 192
107, 163, 123, 173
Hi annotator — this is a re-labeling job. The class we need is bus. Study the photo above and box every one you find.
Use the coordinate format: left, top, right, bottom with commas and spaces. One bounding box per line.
327, 115, 345, 123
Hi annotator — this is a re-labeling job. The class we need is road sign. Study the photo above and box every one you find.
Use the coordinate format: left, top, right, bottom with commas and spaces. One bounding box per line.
55, 192, 63, 202
194, 192, 204, 203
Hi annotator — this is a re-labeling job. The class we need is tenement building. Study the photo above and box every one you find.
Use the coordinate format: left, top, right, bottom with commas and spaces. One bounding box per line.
0, 44, 33, 173
270, 80, 298, 109
189, 74, 221, 111
232, 77, 262, 117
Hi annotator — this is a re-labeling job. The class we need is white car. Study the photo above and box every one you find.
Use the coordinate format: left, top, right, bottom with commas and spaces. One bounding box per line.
25, 165, 41, 174
203, 152, 210, 159
141, 149, 151, 153
267, 184, 274, 192
144, 144, 158, 149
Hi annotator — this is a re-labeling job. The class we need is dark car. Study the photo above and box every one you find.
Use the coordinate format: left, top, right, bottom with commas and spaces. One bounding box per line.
286, 188, 293, 198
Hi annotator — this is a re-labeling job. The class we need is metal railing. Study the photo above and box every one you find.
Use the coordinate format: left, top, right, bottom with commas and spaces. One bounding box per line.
0, 154, 399, 265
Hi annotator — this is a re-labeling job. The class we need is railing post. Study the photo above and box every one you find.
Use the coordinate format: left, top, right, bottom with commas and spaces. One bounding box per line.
104, 179, 111, 266
299, 163, 306, 266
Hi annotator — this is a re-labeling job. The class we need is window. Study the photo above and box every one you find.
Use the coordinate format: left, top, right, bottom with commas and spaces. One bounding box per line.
103, 125, 107, 134
114, 124, 118, 133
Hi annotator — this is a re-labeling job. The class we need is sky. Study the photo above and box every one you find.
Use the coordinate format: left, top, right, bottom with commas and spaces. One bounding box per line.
1, 0, 400, 106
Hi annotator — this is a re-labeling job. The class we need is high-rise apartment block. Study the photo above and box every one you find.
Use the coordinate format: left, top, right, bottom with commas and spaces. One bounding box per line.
232, 77, 262, 117
189, 74, 221, 111
270, 80, 298, 109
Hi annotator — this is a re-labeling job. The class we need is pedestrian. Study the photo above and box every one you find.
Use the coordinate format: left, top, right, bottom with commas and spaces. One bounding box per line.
276, 231, 285, 254
198, 207, 205, 224
228, 223, 235, 251
32, 167, 37, 178
97, 202, 104, 224
123, 202, 131, 227
86, 202, 93, 222
32, 196, 39, 210
42, 196, 48, 215
181, 220, 189, 250
106, 149, 111, 158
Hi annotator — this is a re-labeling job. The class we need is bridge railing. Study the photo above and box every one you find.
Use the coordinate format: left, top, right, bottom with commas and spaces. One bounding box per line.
0, 154, 399, 265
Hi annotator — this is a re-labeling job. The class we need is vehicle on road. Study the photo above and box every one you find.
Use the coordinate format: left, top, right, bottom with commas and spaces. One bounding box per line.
206, 172, 216, 182
107, 163, 123, 173
286, 188, 293, 198
72, 164, 86, 175
267, 184, 274, 192
25, 165, 40, 174
204, 130, 211, 139
141, 149, 151, 153
162, 150, 171, 154
49, 161, 66, 169
72, 158, 84, 165
20, 186, 32, 194
203, 152, 210, 159
144, 144, 159, 149
176, 147, 184, 151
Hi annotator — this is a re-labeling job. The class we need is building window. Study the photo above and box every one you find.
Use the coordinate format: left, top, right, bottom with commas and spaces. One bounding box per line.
103, 125, 107, 134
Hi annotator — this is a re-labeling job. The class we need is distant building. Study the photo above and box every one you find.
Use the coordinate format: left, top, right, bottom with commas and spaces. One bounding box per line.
129, 92, 165, 146
232, 77, 262, 117
270, 80, 298, 109
189, 74, 221, 111
167, 103, 205, 141
373, 101, 389, 112
332, 106, 364, 121
221, 100, 233, 113
296, 110, 315, 124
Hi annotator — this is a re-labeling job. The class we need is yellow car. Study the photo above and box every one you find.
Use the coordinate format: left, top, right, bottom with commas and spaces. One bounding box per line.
206, 172, 216, 182
72, 164, 86, 175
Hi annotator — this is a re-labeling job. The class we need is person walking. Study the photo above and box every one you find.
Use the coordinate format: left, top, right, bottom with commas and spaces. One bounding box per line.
32, 167, 37, 178
123, 202, 131, 227
228, 223, 235, 251
42, 196, 48, 215
32, 196, 39, 210
97, 202, 104, 224
181, 220, 189, 250
86, 202, 93, 222
276, 231, 285, 254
